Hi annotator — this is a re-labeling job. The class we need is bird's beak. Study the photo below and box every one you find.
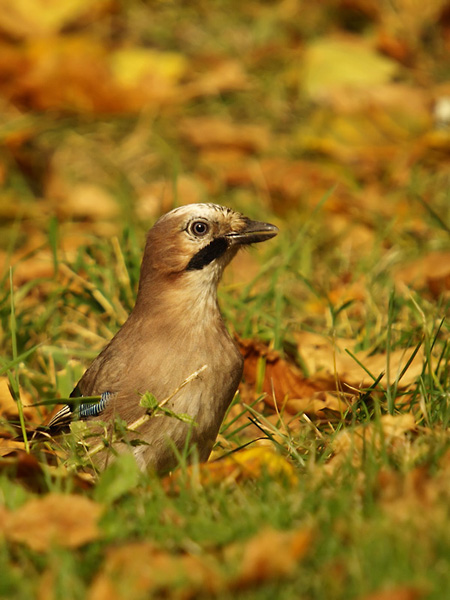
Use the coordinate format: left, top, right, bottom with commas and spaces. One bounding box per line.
226, 219, 278, 246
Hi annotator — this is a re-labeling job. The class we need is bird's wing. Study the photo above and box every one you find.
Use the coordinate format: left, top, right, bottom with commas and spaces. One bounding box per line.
43, 389, 114, 433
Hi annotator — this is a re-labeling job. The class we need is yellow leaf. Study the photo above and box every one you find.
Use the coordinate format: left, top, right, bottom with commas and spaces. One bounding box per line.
229, 447, 298, 484
110, 48, 187, 88
303, 36, 398, 99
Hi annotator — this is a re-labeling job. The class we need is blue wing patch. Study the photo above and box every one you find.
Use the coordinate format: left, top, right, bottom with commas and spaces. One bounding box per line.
44, 391, 113, 432
79, 391, 113, 419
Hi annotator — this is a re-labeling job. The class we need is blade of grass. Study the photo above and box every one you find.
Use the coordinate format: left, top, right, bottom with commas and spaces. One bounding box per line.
0, 345, 40, 377
344, 348, 386, 389
386, 289, 395, 414
414, 194, 450, 234
9, 269, 30, 453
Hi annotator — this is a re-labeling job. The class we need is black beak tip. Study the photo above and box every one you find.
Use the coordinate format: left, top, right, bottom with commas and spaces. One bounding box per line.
228, 220, 279, 245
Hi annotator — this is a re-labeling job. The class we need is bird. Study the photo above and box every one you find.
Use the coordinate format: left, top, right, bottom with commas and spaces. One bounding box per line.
45, 203, 278, 473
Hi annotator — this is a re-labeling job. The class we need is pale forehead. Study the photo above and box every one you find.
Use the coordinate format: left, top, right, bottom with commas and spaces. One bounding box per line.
164, 203, 236, 222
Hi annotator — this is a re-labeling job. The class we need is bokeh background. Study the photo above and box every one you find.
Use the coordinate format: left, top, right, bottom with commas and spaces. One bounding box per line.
1, 0, 449, 413
1, 0, 449, 256
0, 0, 449, 403
0, 3, 449, 599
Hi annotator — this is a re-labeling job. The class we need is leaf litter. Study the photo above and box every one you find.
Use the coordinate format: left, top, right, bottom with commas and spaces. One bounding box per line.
0, 0, 448, 597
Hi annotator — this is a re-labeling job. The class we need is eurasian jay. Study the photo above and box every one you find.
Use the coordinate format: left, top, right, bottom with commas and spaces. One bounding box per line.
46, 203, 278, 473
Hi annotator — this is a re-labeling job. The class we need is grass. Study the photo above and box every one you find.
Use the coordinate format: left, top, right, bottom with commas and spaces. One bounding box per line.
0, 196, 448, 599
0, 0, 450, 598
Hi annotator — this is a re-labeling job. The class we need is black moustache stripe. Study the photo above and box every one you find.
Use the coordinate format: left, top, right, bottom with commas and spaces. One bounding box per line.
186, 237, 228, 271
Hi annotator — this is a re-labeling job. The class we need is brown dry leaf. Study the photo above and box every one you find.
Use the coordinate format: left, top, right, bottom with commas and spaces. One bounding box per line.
358, 586, 425, 600
55, 183, 120, 220
294, 81, 432, 171
0, 440, 27, 457
228, 527, 313, 589
89, 527, 312, 600
258, 157, 350, 213
6, 250, 56, 286
377, 450, 450, 529
394, 251, 450, 299
296, 332, 424, 389
0, 450, 46, 491
88, 542, 222, 600
180, 117, 270, 154
321, 83, 430, 122
239, 338, 332, 415
284, 391, 353, 418
379, 0, 447, 47
184, 58, 249, 98
0, 376, 39, 422
1, 493, 103, 552
2, 37, 187, 114
328, 413, 417, 469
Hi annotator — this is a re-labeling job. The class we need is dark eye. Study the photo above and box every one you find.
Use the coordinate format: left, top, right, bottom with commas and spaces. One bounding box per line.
189, 220, 210, 237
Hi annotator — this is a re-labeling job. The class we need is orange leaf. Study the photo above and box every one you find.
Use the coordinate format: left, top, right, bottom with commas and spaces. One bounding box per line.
89, 542, 222, 600
229, 527, 313, 588
358, 586, 424, 600
180, 117, 270, 153
239, 338, 331, 414
1, 493, 103, 551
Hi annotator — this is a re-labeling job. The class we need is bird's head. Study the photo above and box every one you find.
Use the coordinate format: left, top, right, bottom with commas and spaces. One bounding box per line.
137, 203, 278, 302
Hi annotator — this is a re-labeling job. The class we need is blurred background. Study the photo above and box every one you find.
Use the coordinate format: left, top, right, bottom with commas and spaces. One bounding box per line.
0, 0, 449, 406
0, 6, 449, 595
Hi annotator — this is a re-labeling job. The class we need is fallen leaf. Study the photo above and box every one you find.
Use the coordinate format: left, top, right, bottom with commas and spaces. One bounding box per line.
1, 493, 103, 551
229, 527, 313, 589
89, 526, 312, 600
184, 58, 249, 98
56, 183, 120, 220
358, 586, 425, 600
89, 542, 222, 600
1, 37, 187, 114
0, 0, 110, 39
284, 391, 353, 417
110, 48, 187, 89
328, 413, 417, 469
394, 251, 450, 299
6, 251, 55, 285
302, 35, 398, 100
180, 117, 270, 153
0, 440, 27, 457
296, 332, 424, 389
377, 452, 450, 528
163, 446, 297, 493
0, 376, 39, 422
239, 338, 333, 416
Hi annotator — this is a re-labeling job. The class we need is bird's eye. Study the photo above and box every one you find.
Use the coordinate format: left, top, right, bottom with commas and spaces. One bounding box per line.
189, 220, 210, 237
